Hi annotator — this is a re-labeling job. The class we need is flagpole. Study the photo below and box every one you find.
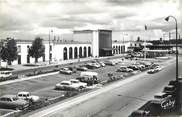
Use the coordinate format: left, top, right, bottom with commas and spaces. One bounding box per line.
144, 25, 147, 60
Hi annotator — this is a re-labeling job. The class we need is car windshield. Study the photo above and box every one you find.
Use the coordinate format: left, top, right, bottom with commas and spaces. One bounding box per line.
1, 72, 11, 74
12, 97, 18, 101
71, 81, 79, 83
61, 83, 70, 85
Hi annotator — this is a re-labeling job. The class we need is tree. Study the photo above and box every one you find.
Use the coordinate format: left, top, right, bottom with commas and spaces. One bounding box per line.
0, 38, 18, 65
28, 37, 45, 63
0, 40, 4, 66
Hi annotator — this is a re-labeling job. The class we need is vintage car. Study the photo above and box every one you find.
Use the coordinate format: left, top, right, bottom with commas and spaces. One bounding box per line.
151, 92, 172, 104
59, 68, 73, 75
76, 65, 88, 71
69, 79, 87, 89
17, 92, 40, 103
0, 95, 29, 110
147, 66, 162, 74
55, 80, 85, 91
129, 110, 150, 117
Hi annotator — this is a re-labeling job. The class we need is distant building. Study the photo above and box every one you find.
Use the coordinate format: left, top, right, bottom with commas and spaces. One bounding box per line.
1, 29, 168, 65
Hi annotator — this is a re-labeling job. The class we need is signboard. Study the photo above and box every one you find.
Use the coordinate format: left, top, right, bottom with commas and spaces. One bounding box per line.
161, 97, 175, 110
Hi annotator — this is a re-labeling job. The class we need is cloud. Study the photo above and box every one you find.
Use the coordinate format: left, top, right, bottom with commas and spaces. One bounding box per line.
0, 0, 181, 39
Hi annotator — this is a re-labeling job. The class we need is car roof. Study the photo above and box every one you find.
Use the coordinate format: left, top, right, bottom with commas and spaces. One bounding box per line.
18, 92, 30, 95
154, 92, 166, 96
1, 95, 16, 98
70, 79, 79, 82
165, 85, 174, 88
61, 80, 71, 83
0, 71, 12, 73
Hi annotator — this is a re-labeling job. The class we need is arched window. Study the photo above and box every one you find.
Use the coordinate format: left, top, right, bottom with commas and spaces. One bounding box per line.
84, 47, 87, 57
74, 47, 78, 59
63, 47, 67, 60
88, 46, 91, 57
69, 47, 73, 59
79, 47, 82, 58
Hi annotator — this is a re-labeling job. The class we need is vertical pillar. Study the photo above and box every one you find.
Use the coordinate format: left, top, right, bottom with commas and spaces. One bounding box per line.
177, 79, 182, 114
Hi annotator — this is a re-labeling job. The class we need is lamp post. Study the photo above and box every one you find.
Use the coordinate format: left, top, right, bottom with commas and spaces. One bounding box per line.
49, 30, 53, 65
165, 16, 178, 81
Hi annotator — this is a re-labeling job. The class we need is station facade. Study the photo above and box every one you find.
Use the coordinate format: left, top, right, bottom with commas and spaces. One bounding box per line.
5, 29, 162, 65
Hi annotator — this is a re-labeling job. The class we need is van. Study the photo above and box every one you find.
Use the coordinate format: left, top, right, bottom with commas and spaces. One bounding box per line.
76, 72, 100, 85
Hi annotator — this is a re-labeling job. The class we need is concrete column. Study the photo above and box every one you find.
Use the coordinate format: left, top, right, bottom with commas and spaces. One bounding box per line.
177, 79, 182, 114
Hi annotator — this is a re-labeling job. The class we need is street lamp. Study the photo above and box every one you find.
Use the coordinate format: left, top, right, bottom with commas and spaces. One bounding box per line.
165, 16, 178, 81
49, 30, 53, 65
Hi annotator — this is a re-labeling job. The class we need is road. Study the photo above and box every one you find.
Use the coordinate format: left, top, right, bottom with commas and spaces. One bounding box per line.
27, 56, 182, 117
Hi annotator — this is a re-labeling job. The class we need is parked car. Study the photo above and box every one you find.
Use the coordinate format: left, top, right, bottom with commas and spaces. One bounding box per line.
0, 71, 13, 78
147, 66, 162, 74
55, 80, 84, 91
76, 65, 88, 71
76, 76, 100, 86
154, 66, 162, 71
151, 92, 172, 104
117, 66, 133, 72
85, 63, 100, 69
98, 61, 105, 67
127, 65, 139, 70
67, 66, 77, 73
0, 95, 29, 110
163, 85, 176, 95
129, 110, 150, 117
77, 72, 100, 85
168, 80, 177, 86
104, 60, 115, 66
150, 63, 159, 69
17, 92, 40, 103
59, 68, 73, 75
69, 79, 87, 89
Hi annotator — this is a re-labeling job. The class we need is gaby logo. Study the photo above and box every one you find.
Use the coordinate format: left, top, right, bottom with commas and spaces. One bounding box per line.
161, 98, 175, 110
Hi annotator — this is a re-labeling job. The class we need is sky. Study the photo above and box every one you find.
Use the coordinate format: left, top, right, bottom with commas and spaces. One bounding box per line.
0, 0, 181, 40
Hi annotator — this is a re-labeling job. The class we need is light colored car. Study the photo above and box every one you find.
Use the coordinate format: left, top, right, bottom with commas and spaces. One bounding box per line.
0, 95, 29, 110
104, 60, 115, 66
98, 61, 105, 67
117, 66, 133, 72
17, 92, 40, 103
0, 71, 12, 78
87, 62, 100, 68
59, 68, 73, 75
147, 66, 162, 74
76, 66, 88, 71
55, 80, 84, 91
154, 66, 162, 71
69, 79, 87, 89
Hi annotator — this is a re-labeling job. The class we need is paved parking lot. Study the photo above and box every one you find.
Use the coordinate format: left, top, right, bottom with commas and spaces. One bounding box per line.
0, 58, 164, 99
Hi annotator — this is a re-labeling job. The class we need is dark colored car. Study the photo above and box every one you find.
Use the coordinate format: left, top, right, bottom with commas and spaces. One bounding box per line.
0, 95, 29, 110
129, 110, 150, 117
163, 85, 176, 95
127, 65, 139, 70
76, 76, 100, 86
168, 80, 177, 86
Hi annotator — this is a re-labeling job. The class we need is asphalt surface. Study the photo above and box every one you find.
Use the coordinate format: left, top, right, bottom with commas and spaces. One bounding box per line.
26, 56, 182, 117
